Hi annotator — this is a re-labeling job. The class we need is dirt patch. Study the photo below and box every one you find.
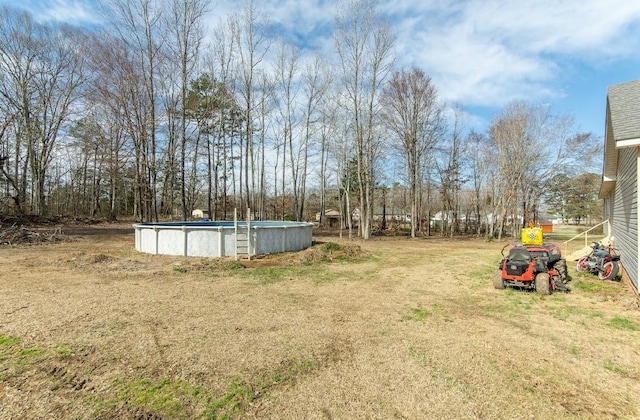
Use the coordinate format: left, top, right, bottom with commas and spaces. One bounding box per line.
240, 241, 368, 268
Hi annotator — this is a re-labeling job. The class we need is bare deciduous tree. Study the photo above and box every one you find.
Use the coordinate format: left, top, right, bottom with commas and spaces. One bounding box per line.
0, 6, 87, 216
167, 0, 208, 220
334, 0, 395, 239
437, 104, 467, 237
208, 19, 241, 219
380, 68, 444, 237
298, 55, 329, 222
103, 0, 166, 222
317, 90, 339, 228
466, 129, 489, 236
273, 40, 300, 220
488, 100, 596, 238
233, 0, 271, 217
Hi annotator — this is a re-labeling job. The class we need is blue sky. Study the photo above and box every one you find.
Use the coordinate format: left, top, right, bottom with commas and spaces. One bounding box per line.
4, 0, 640, 140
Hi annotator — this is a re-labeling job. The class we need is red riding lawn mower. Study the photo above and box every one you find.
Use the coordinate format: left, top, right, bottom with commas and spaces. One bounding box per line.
493, 227, 570, 294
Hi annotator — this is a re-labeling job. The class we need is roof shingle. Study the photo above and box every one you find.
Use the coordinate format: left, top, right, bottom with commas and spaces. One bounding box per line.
607, 80, 640, 141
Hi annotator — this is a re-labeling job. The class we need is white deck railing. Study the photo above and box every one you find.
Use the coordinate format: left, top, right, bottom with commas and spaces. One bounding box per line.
562, 219, 610, 256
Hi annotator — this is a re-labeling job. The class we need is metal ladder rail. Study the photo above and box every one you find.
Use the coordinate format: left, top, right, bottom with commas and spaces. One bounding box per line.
234, 208, 251, 260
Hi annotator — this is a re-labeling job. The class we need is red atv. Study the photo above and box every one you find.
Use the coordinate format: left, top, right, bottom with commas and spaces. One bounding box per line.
493, 242, 570, 294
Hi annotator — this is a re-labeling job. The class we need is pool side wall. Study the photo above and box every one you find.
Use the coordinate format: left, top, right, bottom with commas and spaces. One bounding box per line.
133, 222, 313, 257
253, 225, 314, 255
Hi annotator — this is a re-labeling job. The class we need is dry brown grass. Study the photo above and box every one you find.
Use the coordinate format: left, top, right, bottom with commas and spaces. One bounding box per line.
1, 225, 639, 419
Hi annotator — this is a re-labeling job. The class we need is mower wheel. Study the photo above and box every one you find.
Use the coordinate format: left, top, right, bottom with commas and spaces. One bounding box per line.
535, 272, 551, 295
492, 269, 505, 289
598, 261, 619, 281
554, 259, 570, 283
576, 257, 589, 272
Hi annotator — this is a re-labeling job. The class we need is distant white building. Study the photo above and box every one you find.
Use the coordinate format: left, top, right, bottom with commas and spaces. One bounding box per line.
191, 209, 209, 219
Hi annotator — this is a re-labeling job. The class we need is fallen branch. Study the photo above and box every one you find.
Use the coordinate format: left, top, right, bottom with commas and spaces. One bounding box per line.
0, 224, 73, 246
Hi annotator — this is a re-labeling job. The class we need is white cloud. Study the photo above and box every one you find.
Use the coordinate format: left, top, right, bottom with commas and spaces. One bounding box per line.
13, 0, 640, 117
39, 0, 100, 25
385, 0, 640, 107
459, 0, 640, 55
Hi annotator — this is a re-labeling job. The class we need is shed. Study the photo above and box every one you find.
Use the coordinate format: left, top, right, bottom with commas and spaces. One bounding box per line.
191, 209, 209, 219
316, 209, 341, 228
539, 220, 553, 234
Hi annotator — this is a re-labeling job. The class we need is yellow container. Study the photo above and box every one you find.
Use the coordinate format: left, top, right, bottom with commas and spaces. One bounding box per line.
521, 227, 543, 245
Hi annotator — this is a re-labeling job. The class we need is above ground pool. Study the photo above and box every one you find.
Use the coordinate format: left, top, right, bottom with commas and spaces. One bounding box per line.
133, 220, 313, 258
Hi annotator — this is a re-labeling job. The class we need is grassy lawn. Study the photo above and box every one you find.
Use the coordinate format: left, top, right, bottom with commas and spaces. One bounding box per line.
0, 224, 638, 419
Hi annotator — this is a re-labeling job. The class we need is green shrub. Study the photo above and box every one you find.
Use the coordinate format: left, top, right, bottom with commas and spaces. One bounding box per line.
225, 261, 245, 270
321, 242, 341, 252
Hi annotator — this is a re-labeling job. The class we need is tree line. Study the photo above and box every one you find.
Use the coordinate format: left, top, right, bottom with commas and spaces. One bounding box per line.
0, 0, 602, 239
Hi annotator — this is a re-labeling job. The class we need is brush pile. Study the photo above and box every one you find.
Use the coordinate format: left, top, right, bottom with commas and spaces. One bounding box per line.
0, 223, 72, 246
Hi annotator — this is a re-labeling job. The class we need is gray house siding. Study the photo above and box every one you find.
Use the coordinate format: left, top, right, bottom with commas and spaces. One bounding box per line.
603, 190, 613, 237
601, 80, 640, 294
611, 147, 638, 290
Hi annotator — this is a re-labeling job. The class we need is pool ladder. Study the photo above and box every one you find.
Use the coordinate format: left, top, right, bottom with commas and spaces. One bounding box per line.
234, 208, 251, 260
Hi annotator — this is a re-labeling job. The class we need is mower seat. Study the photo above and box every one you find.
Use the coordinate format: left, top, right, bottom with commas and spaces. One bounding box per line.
508, 246, 531, 262
505, 246, 532, 276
